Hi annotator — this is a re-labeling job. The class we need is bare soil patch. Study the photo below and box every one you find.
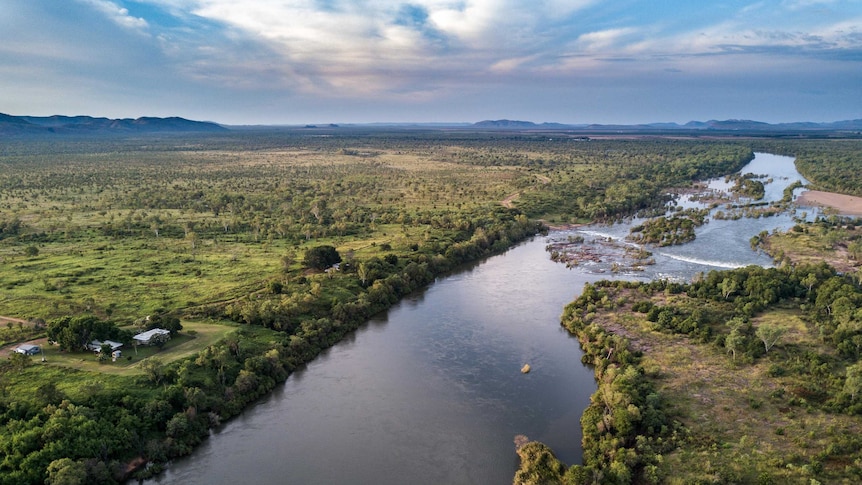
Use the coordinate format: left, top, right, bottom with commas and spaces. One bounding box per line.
0, 315, 30, 326
797, 190, 862, 216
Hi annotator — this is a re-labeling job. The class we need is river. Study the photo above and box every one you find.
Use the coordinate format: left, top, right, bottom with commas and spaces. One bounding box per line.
147, 153, 813, 484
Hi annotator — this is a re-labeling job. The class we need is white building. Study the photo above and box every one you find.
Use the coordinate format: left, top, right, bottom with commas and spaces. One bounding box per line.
14, 344, 41, 356
88, 340, 123, 352
133, 328, 171, 346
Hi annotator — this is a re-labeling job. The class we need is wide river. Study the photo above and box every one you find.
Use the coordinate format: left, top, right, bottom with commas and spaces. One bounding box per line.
148, 153, 815, 484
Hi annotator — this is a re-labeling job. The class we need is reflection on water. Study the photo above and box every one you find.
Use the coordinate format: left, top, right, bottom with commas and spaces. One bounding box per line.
147, 237, 600, 485
148, 153, 811, 485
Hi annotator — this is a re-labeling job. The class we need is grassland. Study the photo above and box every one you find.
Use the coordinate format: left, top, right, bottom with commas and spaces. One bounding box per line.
597, 296, 862, 483
0, 131, 835, 484
25, 321, 237, 375
0, 134, 530, 322
760, 217, 862, 274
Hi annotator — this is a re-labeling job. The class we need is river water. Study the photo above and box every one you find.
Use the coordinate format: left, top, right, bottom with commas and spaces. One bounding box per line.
148, 153, 813, 484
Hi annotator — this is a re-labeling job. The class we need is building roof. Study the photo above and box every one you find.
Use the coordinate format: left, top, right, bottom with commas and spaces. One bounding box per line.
89, 340, 123, 350
133, 328, 171, 342
15, 344, 40, 353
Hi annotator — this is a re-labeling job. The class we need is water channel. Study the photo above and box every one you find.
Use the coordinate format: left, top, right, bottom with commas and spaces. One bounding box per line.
148, 153, 817, 484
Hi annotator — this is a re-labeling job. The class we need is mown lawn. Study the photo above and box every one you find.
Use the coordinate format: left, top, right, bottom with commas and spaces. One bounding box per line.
33, 320, 239, 376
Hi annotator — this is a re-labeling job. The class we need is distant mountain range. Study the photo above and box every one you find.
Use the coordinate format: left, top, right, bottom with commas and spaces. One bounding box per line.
472, 118, 862, 132
3, 112, 861, 135
0, 113, 227, 134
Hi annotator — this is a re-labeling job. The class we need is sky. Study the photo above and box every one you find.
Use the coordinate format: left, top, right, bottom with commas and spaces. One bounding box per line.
0, 0, 860, 125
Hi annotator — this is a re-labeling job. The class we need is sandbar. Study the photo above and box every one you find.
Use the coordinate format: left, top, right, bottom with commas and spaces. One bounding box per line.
796, 190, 862, 216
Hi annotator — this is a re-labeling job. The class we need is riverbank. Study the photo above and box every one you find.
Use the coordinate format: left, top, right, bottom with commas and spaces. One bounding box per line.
547, 268, 862, 483
797, 190, 862, 215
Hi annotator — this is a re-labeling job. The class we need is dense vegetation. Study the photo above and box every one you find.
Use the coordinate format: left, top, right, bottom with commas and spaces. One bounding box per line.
728, 173, 767, 200
0, 131, 817, 484
628, 208, 709, 246
518, 213, 862, 483
0, 131, 764, 484
509, 142, 753, 223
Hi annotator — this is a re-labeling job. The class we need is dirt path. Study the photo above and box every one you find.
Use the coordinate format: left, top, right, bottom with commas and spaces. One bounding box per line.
0, 315, 29, 326
501, 192, 520, 208
0, 315, 41, 358
500, 174, 551, 208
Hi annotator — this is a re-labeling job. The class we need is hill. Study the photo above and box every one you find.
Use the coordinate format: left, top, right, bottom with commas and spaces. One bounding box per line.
471, 118, 862, 133
0, 113, 227, 135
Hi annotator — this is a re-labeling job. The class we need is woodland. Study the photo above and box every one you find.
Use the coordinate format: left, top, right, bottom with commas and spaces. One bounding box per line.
0, 130, 859, 484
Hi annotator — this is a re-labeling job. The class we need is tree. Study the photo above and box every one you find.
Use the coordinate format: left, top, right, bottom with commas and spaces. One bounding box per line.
8, 351, 30, 371
25, 245, 39, 257
45, 458, 87, 485
47, 315, 119, 352
303, 245, 341, 270
357, 262, 370, 286
721, 277, 738, 300
844, 363, 862, 401
755, 323, 786, 353
98, 343, 113, 362
151, 332, 170, 349
725, 328, 745, 362
35, 382, 65, 405
140, 358, 166, 386
268, 280, 283, 294
801, 272, 818, 296
147, 313, 183, 334
849, 240, 862, 261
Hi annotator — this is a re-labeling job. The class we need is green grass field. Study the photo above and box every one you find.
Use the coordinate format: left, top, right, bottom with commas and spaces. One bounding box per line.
34, 321, 238, 375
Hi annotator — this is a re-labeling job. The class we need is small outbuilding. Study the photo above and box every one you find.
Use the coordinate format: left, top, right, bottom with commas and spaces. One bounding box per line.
14, 344, 41, 356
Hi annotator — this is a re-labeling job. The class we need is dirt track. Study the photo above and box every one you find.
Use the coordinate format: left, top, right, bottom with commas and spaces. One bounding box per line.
0, 315, 29, 326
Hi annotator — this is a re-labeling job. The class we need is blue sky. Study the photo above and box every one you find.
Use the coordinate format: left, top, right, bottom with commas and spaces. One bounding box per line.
1, 0, 860, 124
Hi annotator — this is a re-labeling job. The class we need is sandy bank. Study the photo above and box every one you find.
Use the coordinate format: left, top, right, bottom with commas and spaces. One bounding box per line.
796, 190, 862, 216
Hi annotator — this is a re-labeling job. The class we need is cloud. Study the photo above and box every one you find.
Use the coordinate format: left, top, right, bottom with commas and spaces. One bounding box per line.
77, 0, 150, 31
138, 0, 604, 95
2, 0, 860, 123
781, 0, 838, 10
574, 27, 639, 51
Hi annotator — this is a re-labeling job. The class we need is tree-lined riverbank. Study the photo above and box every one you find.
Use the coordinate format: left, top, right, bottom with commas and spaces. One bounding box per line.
1, 133, 854, 484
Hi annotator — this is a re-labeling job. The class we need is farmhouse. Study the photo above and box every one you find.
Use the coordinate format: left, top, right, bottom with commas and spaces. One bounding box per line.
133, 328, 171, 346
14, 344, 41, 356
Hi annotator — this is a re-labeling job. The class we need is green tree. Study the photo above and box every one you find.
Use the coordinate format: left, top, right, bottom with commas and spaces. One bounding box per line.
35, 381, 65, 406
98, 343, 113, 362
755, 324, 786, 353
721, 277, 739, 300
140, 358, 166, 386
8, 351, 31, 370
357, 262, 370, 286
844, 363, 862, 401
726, 328, 745, 362
303, 245, 341, 270
45, 458, 87, 485
801, 272, 818, 296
